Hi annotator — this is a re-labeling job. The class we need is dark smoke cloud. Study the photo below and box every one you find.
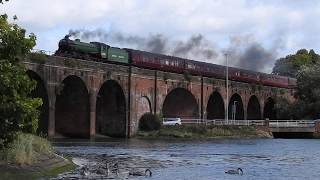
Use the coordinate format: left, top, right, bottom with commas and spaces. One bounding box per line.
67, 29, 278, 72
226, 34, 279, 72
172, 34, 217, 60
68, 29, 217, 61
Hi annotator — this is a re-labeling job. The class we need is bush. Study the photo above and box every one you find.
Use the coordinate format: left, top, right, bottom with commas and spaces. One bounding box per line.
139, 113, 161, 131
28, 51, 47, 64
6, 133, 33, 165
4, 133, 52, 165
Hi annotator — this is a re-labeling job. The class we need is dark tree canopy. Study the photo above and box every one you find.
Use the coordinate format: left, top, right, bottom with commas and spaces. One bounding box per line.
0, 13, 41, 148
275, 62, 320, 119
272, 49, 320, 77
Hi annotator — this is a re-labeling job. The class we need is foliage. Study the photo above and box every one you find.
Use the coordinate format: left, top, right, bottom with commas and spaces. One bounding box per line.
137, 125, 258, 138
275, 63, 320, 119
183, 71, 191, 82
3, 133, 52, 165
28, 51, 47, 64
138, 113, 161, 131
272, 49, 320, 77
294, 63, 320, 119
0, 14, 41, 148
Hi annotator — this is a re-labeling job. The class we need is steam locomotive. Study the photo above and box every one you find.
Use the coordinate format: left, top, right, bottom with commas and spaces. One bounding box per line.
55, 35, 296, 89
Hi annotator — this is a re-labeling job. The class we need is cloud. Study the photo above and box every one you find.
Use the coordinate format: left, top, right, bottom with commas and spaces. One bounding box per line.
2, 0, 320, 72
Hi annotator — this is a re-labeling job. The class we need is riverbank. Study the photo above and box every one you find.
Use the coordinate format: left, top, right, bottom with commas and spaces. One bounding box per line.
136, 125, 273, 139
0, 133, 75, 179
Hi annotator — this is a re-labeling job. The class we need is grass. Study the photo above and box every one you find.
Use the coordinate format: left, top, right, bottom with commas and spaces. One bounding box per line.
0, 133, 75, 179
0, 163, 75, 180
137, 125, 263, 139
1, 133, 52, 165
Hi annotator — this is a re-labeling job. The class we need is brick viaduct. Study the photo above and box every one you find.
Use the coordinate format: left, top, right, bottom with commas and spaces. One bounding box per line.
25, 56, 294, 138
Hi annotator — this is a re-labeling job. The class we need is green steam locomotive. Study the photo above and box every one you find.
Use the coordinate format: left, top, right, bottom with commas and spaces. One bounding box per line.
55, 35, 129, 63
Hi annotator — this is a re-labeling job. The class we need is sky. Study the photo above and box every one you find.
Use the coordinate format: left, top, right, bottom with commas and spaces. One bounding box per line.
1, 0, 320, 73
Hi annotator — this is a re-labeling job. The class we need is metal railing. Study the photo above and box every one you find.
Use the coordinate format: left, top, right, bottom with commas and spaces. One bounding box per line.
30, 49, 55, 56
268, 120, 315, 128
179, 119, 316, 128
180, 119, 266, 126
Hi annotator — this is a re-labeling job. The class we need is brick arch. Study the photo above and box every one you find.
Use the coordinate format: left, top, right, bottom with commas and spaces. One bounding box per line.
206, 91, 225, 120
263, 97, 276, 120
59, 71, 89, 93
96, 79, 127, 137
162, 87, 199, 119
97, 76, 129, 104
247, 95, 261, 120
55, 75, 90, 138
26, 70, 49, 135
228, 93, 244, 120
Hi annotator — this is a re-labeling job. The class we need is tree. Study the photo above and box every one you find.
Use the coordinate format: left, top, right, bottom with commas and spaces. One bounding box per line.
294, 63, 320, 119
275, 62, 320, 119
272, 49, 320, 77
0, 14, 41, 148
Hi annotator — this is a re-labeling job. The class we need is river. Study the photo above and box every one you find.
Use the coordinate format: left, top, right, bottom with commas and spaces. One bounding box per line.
52, 138, 320, 180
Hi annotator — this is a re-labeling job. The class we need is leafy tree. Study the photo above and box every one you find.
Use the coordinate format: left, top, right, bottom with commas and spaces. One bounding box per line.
0, 14, 41, 148
272, 49, 320, 77
275, 62, 320, 119
294, 63, 320, 119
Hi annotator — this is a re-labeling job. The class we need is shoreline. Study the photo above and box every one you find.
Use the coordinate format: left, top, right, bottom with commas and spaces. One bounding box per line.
135, 125, 273, 139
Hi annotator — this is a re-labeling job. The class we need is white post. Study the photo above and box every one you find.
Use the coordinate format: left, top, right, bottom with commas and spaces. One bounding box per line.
225, 53, 229, 125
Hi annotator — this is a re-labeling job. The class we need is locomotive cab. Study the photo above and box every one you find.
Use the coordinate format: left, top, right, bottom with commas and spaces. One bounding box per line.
90, 42, 109, 59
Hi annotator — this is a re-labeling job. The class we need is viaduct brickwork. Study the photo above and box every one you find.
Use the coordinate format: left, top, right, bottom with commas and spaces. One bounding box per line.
24, 56, 294, 138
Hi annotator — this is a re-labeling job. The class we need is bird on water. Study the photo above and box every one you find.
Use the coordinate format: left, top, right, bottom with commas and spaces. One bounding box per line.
129, 168, 152, 177
225, 168, 243, 175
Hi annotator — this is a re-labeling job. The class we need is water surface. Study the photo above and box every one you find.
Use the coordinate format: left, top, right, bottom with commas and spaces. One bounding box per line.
53, 138, 320, 180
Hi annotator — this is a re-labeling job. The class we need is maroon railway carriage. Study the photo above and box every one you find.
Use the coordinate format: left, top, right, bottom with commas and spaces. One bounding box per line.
185, 60, 226, 79
126, 49, 185, 73
125, 48, 294, 89
260, 73, 289, 88
228, 67, 260, 84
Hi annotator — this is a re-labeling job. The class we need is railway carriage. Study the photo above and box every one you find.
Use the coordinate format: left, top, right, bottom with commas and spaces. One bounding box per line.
55, 36, 296, 89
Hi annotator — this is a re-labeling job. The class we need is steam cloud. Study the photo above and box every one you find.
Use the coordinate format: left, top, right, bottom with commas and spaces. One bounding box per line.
68, 29, 278, 72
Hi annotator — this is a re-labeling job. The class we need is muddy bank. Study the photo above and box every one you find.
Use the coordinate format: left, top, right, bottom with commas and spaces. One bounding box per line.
0, 153, 75, 179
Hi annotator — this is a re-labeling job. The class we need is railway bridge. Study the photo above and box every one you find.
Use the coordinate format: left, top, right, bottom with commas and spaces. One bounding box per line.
25, 55, 294, 138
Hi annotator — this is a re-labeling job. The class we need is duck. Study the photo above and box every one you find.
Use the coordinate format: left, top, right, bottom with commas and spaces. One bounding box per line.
80, 165, 90, 176
112, 162, 119, 176
225, 168, 243, 175
96, 162, 111, 176
129, 168, 152, 177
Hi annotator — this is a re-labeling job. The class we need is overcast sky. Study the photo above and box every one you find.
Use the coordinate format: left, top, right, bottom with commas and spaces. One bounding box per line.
1, 0, 320, 73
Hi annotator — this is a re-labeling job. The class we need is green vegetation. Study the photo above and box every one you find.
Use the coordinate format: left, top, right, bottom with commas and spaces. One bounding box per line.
277, 63, 320, 119
139, 113, 162, 131
0, 133, 75, 179
0, 13, 42, 148
137, 125, 266, 139
183, 71, 192, 82
28, 51, 47, 64
273, 49, 320, 119
1, 133, 52, 165
64, 59, 80, 68
272, 49, 320, 77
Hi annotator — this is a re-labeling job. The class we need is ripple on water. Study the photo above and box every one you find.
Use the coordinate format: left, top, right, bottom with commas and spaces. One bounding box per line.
52, 139, 320, 180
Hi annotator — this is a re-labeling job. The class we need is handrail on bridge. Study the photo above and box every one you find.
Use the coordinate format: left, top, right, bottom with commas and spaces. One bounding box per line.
179, 119, 315, 128
180, 119, 266, 126
268, 120, 315, 128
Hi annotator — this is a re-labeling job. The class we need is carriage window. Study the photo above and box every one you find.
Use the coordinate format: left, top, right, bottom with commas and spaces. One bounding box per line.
187, 63, 195, 69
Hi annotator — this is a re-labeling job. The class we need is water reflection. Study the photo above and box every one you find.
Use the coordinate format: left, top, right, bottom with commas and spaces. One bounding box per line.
52, 139, 320, 180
